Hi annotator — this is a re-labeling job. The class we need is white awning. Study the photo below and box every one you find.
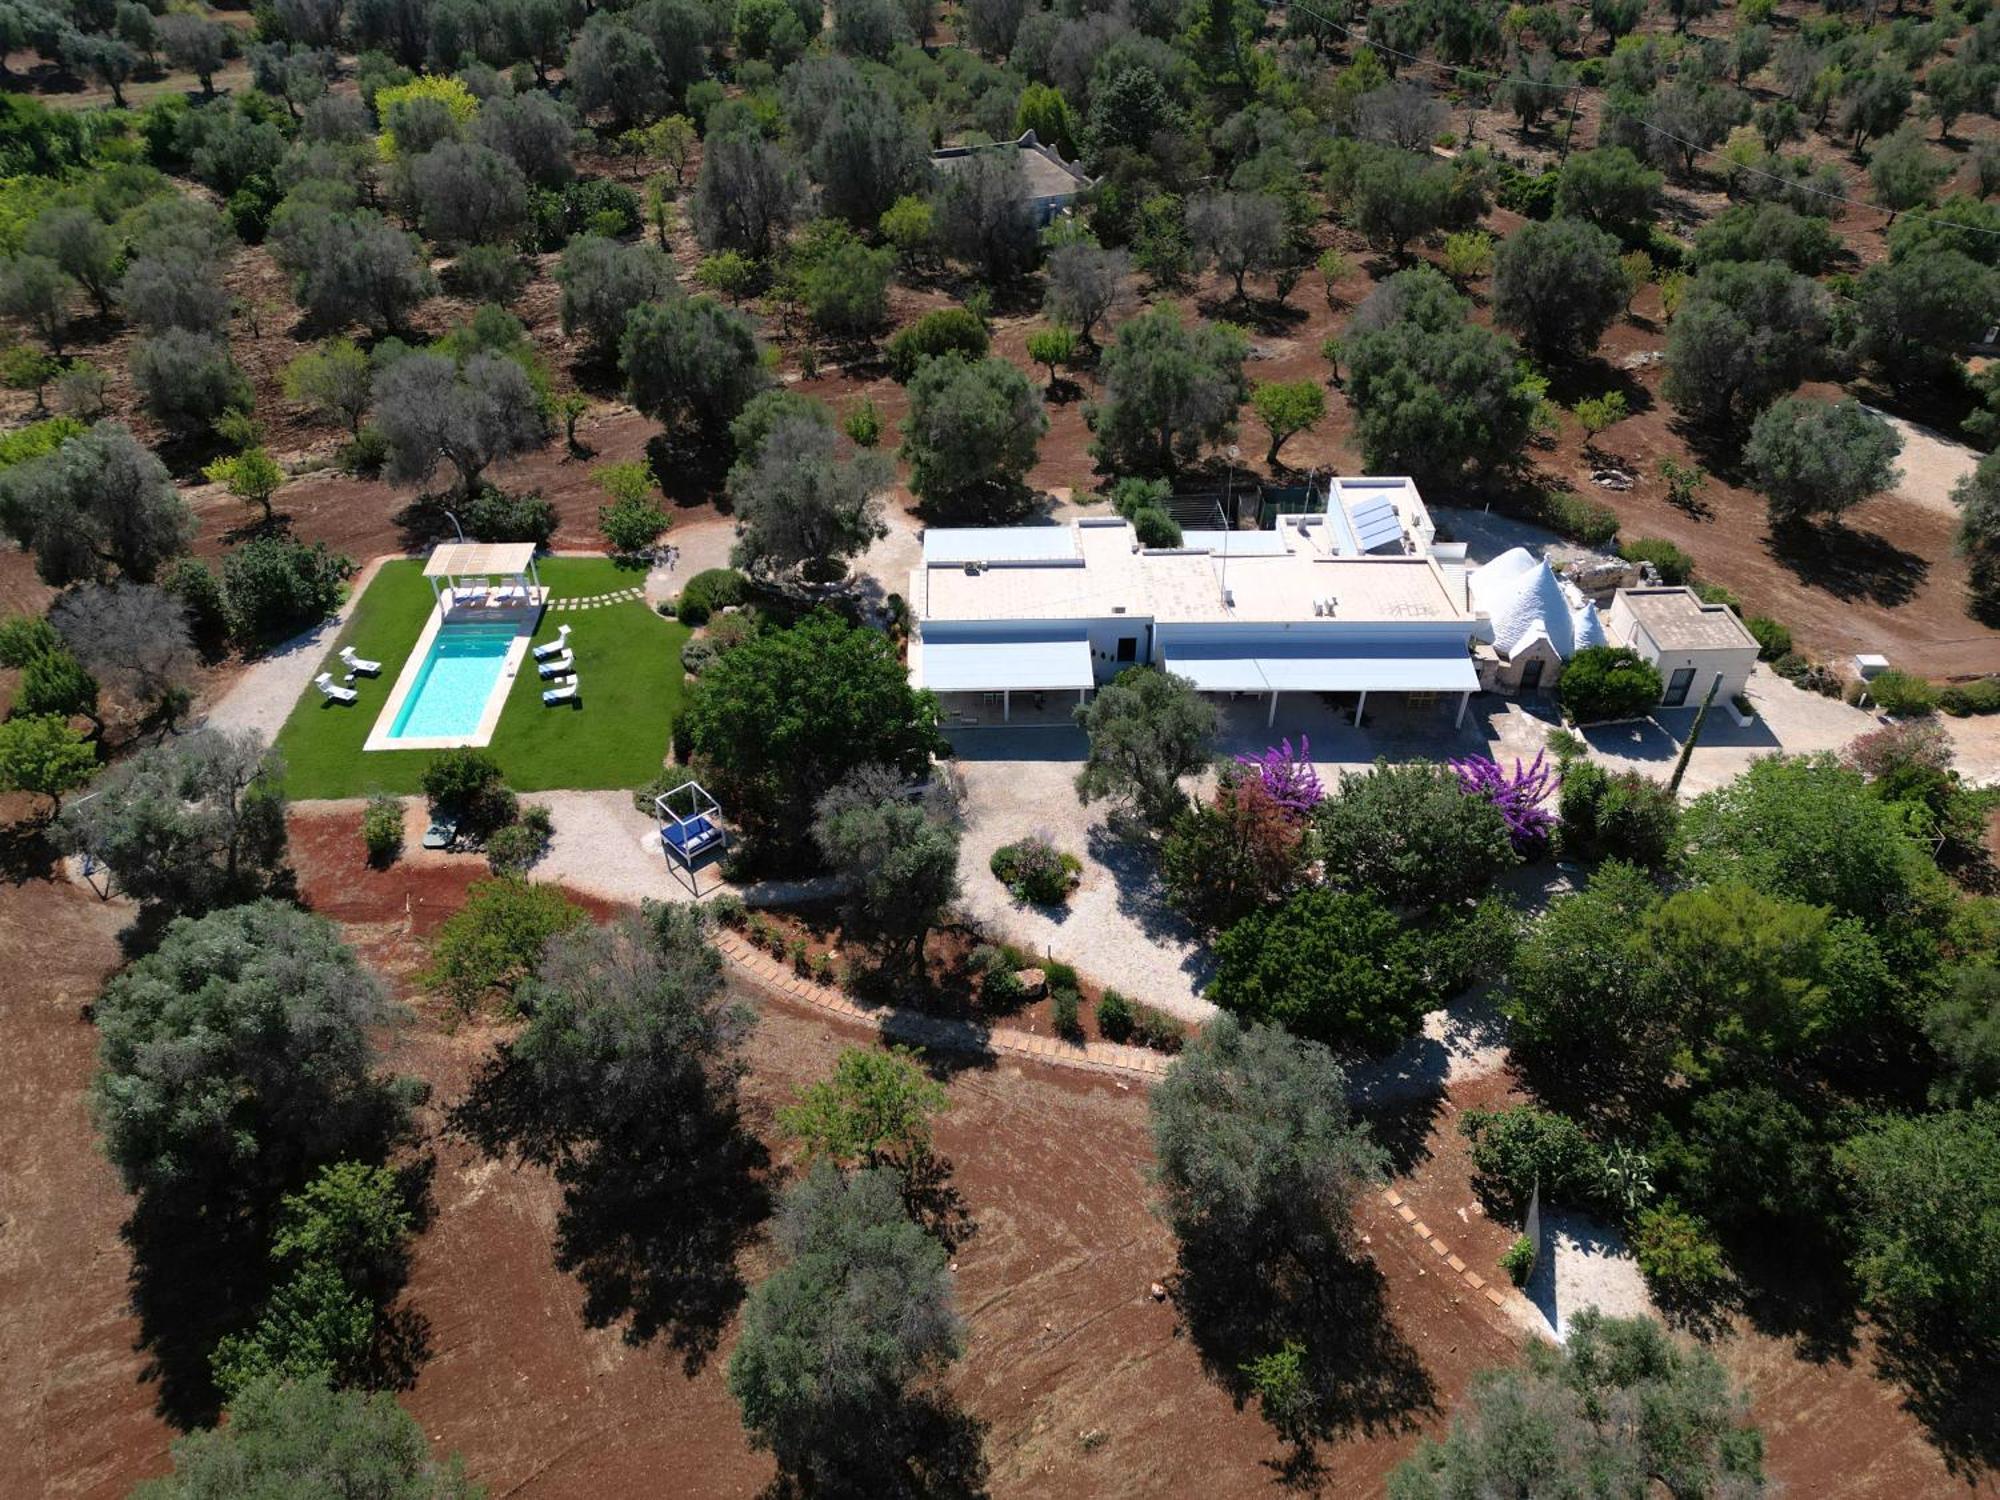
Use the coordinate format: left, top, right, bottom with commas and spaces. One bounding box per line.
424, 541, 538, 577
917, 633, 1095, 693
1162, 641, 1478, 695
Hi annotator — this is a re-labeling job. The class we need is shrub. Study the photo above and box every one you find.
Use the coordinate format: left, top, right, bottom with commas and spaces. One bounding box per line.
423, 876, 587, 1011
1867, 668, 1937, 717
458, 484, 557, 546
675, 566, 746, 626
1525, 486, 1621, 547
884, 307, 989, 382
361, 794, 403, 867
1051, 985, 1081, 1040
710, 891, 747, 927
1556, 760, 1678, 868
1129, 1002, 1183, 1053
1619, 536, 1694, 585
420, 747, 516, 834
843, 398, 882, 447
1632, 1201, 1731, 1305
337, 426, 390, 476
1558, 645, 1663, 723
1462, 1105, 1606, 1213
222, 538, 352, 646
1501, 1234, 1536, 1286
1940, 678, 2000, 716
1745, 615, 1791, 660
982, 966, 1026, 1007
989, 835, 1080, 906
1096, 989, 1135, 1041
485, 804, 553, 875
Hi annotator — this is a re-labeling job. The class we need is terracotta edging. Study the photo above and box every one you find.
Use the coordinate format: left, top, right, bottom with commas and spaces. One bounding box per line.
712, 930, 1172, 1084
1381, 1187, 1508, 1308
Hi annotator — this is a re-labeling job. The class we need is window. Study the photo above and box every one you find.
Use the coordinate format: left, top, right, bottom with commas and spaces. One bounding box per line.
1115, 636, 1137, 663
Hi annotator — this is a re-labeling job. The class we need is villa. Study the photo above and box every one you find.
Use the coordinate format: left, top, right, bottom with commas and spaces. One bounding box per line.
909, 477, 1486, 730
929, 130, 1096, 227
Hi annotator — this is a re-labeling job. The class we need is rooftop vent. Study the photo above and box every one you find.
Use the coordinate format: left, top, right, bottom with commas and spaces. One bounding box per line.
962, 561, 983, 575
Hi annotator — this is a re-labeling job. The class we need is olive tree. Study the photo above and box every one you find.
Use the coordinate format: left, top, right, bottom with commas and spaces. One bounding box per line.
0, 420, 196, 585
1088, 306, 1249, 474
621, 295, 770, 449
1187, 190, 1288, 305
282, 337, 373, 433
565, 15, 668, 133
727, 1164, 967, 1495
811, 93, 932, 229
131, 329, 251, 439
49, 580, 198, 715
120, 248, 232, 337
410, 141, 530, 249
25, 206, 120, 317
1663, 260, 1828, 427
728, 415, 892, 586
1951, 452, 2000, 620
0, 253, 76, 355
1491, 216, 1627, 360
158, 12, 227, 94
1042, 239, 1129, 346
372, 351, 552, 497
1075, 666, 1217, 826
472, 89, 575, 188
557, 235, 676, 358
1744, 397, 1904, 528
691, 130, 805, 261
813, 768, 963, 977
933, 148, 1039, 281
901, 353, 1046, 521
272, 207, 437, 334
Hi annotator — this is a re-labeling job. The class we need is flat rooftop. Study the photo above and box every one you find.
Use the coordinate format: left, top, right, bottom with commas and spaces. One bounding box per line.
916, 518, 1471, 626
1619, 587, 1759, 651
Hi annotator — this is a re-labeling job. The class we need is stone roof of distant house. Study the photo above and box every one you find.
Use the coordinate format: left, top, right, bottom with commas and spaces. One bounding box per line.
930, 130, 1095, 197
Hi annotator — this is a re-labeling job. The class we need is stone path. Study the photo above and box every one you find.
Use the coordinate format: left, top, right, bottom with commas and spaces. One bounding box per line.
711, 926, 1176, 1084
547, 586, 645, 611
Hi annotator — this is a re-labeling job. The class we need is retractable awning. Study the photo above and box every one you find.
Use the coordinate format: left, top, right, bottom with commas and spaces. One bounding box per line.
1161, 640, 1478, 695
916, 633, 1095, 693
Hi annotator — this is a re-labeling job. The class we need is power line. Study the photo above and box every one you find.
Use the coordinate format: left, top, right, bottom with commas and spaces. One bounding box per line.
1260, 0, 2000, 243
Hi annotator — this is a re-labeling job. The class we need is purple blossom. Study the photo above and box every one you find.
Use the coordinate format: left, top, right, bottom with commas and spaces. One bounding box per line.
1234, 737, 1324, 817
1451, 750, 1556, 856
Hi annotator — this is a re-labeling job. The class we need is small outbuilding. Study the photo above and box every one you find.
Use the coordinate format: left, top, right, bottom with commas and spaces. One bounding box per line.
1468, 547, 1607, 696
929, 130, 1096, 226
1606, 586, 1760, 707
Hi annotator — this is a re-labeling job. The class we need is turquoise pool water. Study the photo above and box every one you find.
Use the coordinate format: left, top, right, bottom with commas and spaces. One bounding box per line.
386, 622, 518, 740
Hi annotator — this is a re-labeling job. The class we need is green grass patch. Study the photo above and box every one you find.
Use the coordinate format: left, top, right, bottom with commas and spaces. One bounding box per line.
272, 557, 688, 798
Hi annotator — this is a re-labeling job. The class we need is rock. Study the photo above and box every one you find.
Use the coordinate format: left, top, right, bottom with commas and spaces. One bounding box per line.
1013, 967, 1047, 999
1149, 1281, 1167, 1302
1590, 468, 1634, 490
1618, 349, 1663, 370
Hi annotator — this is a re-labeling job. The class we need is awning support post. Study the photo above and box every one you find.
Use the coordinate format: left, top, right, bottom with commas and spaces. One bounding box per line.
1353, 690, 1367, 726
1003, 690, 1010, 722
1455, 690, 1470, 727
1267, 690, 1278, 727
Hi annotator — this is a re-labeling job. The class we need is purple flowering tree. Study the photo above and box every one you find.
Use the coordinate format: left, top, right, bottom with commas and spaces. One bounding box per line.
1234, 737, 1324, 818
1451, 750, 1555, 855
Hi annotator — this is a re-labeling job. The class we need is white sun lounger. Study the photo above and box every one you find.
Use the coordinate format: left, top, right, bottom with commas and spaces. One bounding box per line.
542, 676, 579, 706
313, 672, 358, 704
537, 652, 575, 679
339, 645, 382, 675
532, 624, 572, 661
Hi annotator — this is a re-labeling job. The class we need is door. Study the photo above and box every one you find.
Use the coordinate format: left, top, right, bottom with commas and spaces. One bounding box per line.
1663, 666, 1697, 707
1518, 657, 1544, 693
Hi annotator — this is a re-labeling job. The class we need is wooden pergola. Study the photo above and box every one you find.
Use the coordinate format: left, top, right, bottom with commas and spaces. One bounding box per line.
422, 541, 542, 611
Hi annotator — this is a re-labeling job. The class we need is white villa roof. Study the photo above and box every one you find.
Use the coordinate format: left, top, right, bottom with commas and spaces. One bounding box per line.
921, 526, 1077, 565
1470, 547, 1599, 659
424, 541, 538, 577
1162, 641, 1479, 695
914, 632, 1094, 693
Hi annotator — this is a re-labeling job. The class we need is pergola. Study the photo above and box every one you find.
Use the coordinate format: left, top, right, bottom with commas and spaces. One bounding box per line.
423, 541, 542, 611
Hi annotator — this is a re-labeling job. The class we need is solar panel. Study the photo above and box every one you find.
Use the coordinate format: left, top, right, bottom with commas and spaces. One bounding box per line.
1345, 490, 1405, 553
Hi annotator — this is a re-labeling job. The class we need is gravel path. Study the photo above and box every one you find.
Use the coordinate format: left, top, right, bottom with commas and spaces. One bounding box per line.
201, 557, 383, 743
1866, 406, 1980, 521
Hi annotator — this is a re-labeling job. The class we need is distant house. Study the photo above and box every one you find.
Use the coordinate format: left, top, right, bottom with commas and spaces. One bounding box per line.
908, 477, 1486, 731
1606, 586, 1760, 707
929, 130, 1095, 226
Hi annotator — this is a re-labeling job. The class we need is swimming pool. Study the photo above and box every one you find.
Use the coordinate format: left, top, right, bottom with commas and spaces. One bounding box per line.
384, 621, 519, 741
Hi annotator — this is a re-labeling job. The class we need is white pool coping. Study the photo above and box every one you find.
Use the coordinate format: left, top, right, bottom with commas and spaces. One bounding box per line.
363, 591, 549, 752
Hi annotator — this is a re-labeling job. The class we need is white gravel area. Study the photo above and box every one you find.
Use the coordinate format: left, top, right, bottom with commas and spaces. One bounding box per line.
201, 557, 384, 743
949, 730, 1218, 1024
1865, 406, 1980, 520
530, 789, 839, 908
1523, 1208, 1657, 1342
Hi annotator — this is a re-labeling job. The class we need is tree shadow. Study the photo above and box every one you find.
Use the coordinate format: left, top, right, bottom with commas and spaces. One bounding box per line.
453, 1052, 770, 1374
757, 1389, 992, 1500
1172, 1238, 1436, 1456
121, 1198, 275, 1428
0, 816, 61, 884
1767, 519, 1930, 609
1872, 1318, 2000, 1477
899, 1148, 977, 1254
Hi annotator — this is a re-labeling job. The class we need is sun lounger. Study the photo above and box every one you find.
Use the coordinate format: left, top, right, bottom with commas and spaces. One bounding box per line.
313, 672, 358, 704
537, 652, 575, 679
532, 624, 572, 661
542, 676, 579, 706
339, 645, 382, 675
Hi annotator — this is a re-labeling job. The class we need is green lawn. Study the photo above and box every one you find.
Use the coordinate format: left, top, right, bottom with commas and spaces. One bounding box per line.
273, 557, 689, 798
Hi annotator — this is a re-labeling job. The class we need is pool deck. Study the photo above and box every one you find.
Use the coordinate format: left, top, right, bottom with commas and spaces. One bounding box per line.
362, 589, 549, 753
